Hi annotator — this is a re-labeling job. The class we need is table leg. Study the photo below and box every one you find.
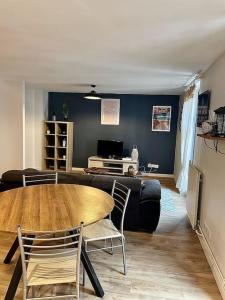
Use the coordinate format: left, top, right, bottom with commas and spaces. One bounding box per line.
70, 230, 104, 298
81, 245, 104, 298
4, 235, 33, 300
4, 237, 19, 264
4, 255, 22, 300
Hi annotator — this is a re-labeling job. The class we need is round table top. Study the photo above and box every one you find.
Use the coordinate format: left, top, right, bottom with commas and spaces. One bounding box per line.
0, 184, 114, 233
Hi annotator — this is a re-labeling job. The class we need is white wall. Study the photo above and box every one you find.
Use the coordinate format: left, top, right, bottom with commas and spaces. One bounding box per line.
194, 53, 225, 278
0, 80, 24, 176
25, 85, 48, 169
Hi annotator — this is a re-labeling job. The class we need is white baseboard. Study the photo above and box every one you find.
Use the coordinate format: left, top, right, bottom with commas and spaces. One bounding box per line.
197, 227, 225, 299
139, 173, 174, 178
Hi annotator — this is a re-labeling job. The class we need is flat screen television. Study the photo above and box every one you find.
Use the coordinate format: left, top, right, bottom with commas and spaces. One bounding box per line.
97, 140, 123, 159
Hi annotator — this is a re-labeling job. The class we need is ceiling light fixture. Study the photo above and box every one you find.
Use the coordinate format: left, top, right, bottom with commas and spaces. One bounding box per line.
84, 85, 101, 100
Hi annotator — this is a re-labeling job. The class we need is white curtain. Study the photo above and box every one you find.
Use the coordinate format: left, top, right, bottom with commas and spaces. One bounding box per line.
176, 80, 200, 195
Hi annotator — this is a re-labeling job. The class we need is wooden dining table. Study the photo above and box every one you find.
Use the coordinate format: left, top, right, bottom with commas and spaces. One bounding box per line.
0, 184, 114, 299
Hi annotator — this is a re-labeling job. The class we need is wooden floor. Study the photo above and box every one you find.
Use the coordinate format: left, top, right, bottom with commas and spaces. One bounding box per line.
0, 180, 222, 299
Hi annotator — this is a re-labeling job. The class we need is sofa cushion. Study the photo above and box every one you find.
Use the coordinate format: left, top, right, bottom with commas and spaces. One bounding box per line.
141, 179, 161, 200
91, 174, 142, 192
1, 168, 39, 183
58, 173, 94, 186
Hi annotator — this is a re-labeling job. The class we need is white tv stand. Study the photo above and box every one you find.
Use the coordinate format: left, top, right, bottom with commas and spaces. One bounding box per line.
88, 156, 139, 175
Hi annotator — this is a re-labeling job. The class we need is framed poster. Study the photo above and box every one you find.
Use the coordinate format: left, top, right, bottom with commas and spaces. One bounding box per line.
101, 99, 120, 125
152, 106, 171, 132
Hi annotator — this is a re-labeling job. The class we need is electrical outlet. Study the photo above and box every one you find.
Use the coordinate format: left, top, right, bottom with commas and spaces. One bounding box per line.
148, 163, 159, 169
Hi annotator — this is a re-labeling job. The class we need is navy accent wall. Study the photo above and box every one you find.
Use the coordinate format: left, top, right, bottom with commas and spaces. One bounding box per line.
49, 93, 179, 174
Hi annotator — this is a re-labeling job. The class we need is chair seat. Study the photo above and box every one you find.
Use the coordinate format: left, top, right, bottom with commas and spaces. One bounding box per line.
27, 249, 77, 286
83, 219, 122, 242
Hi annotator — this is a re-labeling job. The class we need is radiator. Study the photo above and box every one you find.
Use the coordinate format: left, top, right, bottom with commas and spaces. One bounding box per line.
186, 163, 202, 229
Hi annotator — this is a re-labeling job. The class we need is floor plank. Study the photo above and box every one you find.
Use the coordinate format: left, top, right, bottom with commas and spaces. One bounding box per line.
0, 182, 221, 299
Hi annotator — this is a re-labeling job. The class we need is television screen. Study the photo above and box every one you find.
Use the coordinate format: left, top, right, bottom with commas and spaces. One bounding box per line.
97, 140, 123, 159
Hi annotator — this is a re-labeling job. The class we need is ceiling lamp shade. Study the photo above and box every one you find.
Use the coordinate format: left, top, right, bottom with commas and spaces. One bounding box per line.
84, 85, 101, 100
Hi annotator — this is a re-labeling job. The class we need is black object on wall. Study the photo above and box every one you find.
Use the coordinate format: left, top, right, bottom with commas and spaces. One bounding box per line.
197, 90, 211, 128
48, 93, 179, 174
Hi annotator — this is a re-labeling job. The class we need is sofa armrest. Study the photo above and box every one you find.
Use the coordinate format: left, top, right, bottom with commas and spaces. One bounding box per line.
1, 168, 39, 184
139, 179, 161, 232
140, 179, 161, 201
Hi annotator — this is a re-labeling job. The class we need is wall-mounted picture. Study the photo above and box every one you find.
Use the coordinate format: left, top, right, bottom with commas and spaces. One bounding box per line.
197, 90, 211, 127
101, 99, 120, 125
152, 106, 171, 132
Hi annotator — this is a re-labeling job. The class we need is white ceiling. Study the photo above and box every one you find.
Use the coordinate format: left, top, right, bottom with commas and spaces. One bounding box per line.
0, 0, 225, 95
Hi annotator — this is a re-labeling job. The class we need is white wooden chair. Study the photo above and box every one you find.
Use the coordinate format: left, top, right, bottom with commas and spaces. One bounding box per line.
17, 223, 83, 300
23, 173, 58, 187
83, 180, 131, 281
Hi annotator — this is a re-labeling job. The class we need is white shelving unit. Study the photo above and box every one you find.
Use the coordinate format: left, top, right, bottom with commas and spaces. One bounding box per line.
43, 121, 73, 172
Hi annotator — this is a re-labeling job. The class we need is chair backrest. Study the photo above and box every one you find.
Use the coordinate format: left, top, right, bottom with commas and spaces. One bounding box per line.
23, 173, 58, 187
17, 223, 83, 292
111, 180, 131, 235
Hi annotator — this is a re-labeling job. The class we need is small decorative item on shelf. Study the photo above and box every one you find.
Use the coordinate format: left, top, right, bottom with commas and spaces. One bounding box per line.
62, 138, 66, 147
201, 120, 218, 135
197, 107, 225, 153
214, 106, 225, 137
46, 130, 50, 135
128, 165, 136, 176
63, 155, 66, 160
131, 145, 139, 161
52, 112, 56, 121
62, 103, 69, 121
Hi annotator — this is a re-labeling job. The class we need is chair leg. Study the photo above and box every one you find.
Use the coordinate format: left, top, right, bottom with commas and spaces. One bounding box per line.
31, 286, 35, 299
104, 238, 107, 250
53, 285, 57, 297
23, 287, 27, 300
82, 242, 87, 286
76, 281, 80, 300
121, 238, 126, 275
4, 237, 19, 264
110, 238, 114, 255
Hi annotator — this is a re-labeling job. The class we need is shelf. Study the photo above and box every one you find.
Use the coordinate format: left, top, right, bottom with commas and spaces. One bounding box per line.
57, 134, 67, 137
89, 156, 138, 164
45, 157, 55, 160
197, 134, 225, 141
45, 145, 55, 148
101, 166, 123, 170
45, 167, 55, 171
45, 134, 55, 136
57, 167, 66, 171
57, 146, 67, 149
57, 158, 66, 161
